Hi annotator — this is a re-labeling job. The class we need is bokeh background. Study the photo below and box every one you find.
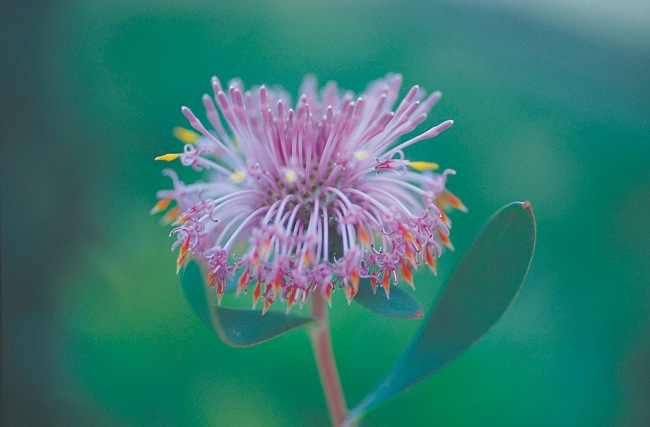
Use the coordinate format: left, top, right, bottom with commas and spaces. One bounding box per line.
2, 0, 649, 425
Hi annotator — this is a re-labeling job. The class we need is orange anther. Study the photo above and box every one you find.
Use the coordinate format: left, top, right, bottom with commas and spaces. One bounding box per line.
303, 249, 313, 267
150, 195, 173, 214
439, 209, 449, 226
179, 238, 190, 257
162, 205, 181, 225
357, 224, 370, 247
446, 190, 468, 213
176, 253, 185, 274
404, 241, 416, 264
399, 224, 414, 242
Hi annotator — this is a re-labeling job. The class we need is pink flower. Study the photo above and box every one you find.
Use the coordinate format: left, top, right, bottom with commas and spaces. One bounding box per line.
152, 74, 466, 312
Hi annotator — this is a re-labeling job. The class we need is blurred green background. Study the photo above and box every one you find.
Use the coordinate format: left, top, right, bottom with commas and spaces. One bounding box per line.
2, 0, 649, 425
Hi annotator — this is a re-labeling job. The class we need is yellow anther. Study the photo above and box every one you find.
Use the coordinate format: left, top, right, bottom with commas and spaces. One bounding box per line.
284, 169, 297, 184
354, 150, 370, 161
230, 170, 246, 183
172, 127, 200, 144
408, 161, 439, 171
155, 153, 182, 162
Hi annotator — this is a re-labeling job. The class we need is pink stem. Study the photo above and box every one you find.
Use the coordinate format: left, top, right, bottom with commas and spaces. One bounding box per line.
309, 294, 348, 426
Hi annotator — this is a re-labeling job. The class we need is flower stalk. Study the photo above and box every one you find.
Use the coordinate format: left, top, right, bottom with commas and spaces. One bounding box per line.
309, 294, 348, 426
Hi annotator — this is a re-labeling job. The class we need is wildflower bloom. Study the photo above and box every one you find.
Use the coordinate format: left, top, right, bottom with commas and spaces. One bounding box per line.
153, 74, 466, 313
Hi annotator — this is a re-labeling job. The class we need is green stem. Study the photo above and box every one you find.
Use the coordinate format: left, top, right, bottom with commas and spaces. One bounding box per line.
309, 294, 348, 426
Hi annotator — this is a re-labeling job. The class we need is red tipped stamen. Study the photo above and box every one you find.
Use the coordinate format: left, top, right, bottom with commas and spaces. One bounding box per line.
286, 287, 298, 313
237, 268, 250, 296
262, 298, 272, 315
207, 272, 216, 288
344, 285, 354, 305
324, 286, 333, 307
216, 279, 225, 305
252, 281, 262, 309
439, 209, 450, 226
382, 270, 391, 299
350, 269, 360, 294
404, 241, 416, 265
401, 261, 415, 289
176, 252, 185, 274
399, 224, 414, 243
299, 289, 309, 309
425, 245, 437, 272
370, 275, 378, 294
272, 273, 282, 296
437, 228, 454, 250
176, 238, 190, 273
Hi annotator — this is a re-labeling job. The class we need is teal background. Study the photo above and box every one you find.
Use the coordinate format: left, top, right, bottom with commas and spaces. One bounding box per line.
2, 1, 649, 425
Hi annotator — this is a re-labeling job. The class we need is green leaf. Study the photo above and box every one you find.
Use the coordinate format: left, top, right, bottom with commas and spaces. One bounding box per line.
180, 260, 314, 347
344, 201, 536, 426
353, 278, 423, 318
181, 260, 212, 328
211, 306, 313, 347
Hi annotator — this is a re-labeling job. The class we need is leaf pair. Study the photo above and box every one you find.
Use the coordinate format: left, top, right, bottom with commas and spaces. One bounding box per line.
180, 256, 424, 345
180, 202, 536, 424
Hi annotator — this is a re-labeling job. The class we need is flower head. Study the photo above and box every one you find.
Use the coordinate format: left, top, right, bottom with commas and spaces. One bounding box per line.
153, 74, 466, 312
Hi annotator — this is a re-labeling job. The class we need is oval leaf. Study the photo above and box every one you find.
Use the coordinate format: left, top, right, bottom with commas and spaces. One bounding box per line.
181, 260, 314, 346
344, 201, 536, 425
211, 306, 313, 347
354, 278, 423, 318
181, 260, 212, 328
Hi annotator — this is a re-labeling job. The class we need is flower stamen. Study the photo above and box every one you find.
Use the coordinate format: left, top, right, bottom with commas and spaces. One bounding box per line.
154, 74, 464, 310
